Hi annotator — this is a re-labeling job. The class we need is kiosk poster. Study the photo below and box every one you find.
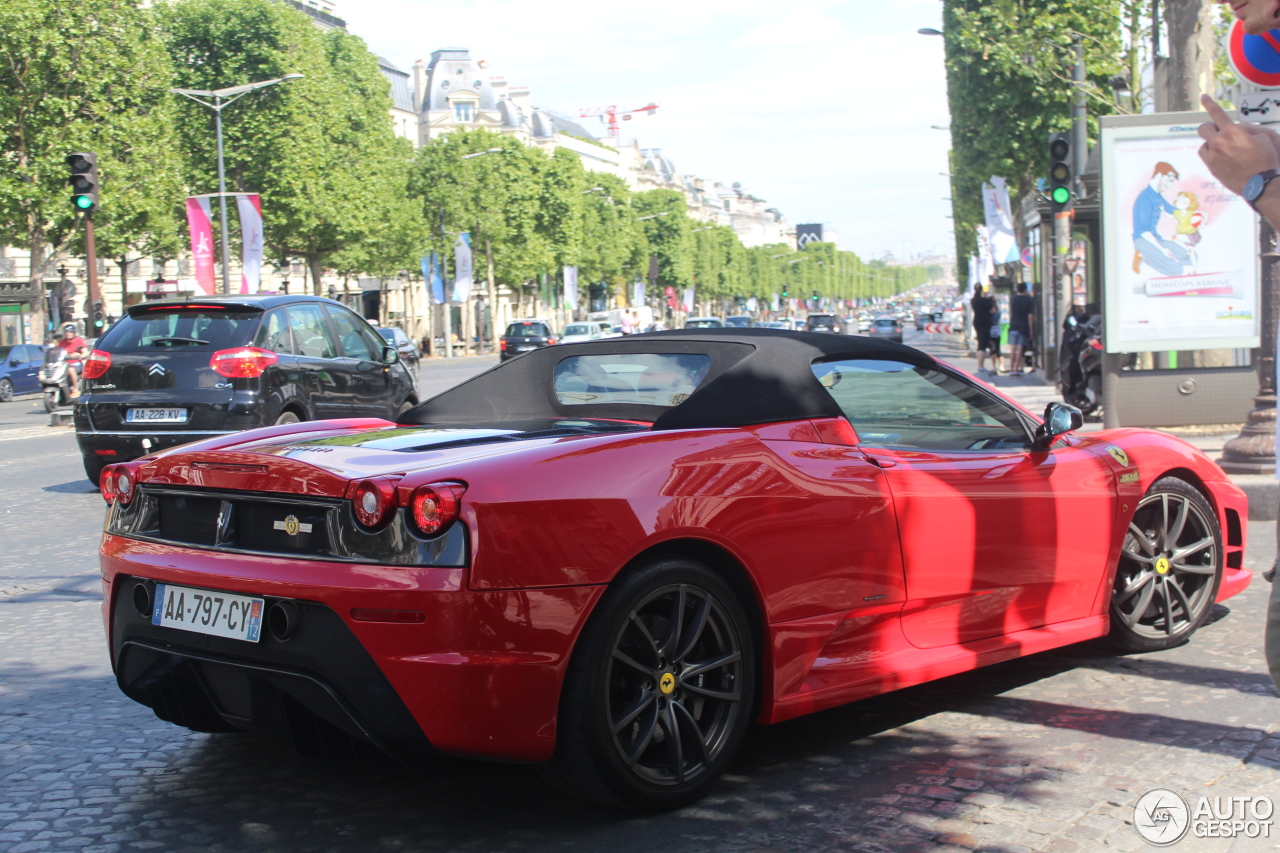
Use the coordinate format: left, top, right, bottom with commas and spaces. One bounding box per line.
1101, 113, 1259, 353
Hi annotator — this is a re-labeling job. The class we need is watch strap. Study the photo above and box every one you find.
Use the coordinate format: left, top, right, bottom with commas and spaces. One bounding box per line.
1248, 169, 1280, 210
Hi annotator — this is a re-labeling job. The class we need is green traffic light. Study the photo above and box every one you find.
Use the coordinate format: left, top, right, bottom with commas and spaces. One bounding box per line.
74, 195, 94, 210
1051, 186, 1071, 205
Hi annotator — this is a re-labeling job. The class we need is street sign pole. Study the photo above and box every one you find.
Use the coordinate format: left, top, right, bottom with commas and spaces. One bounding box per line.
84, 214, 101, 325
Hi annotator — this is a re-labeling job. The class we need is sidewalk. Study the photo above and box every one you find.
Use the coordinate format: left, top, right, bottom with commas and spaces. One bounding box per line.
913, 331, 1278, 520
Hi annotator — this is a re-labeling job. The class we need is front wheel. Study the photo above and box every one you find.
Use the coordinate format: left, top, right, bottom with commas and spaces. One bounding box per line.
0, 379, 12, 403
43, 388, 58, 413
542, 557, 756, 810
1108, 476, 1223, 652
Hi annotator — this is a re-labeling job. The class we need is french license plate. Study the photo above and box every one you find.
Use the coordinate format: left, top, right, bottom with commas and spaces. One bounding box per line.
126, 408, 188, 423
152, 583, 265, 642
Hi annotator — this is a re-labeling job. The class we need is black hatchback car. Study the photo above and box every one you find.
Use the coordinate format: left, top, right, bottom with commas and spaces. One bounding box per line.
74, 294, 418, 485
499, 319, 556, 361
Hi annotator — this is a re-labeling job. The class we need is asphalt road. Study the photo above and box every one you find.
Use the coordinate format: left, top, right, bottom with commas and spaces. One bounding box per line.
2, 351, 1279, 853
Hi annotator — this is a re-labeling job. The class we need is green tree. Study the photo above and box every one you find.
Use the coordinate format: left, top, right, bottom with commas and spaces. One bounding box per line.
157, 0, 408, 293
941, 0, 1123, 273
0, 0, 181, 328
634, 189, 693, 298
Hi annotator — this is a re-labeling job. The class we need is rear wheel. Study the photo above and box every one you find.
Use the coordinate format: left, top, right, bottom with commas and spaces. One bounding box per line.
0, 379, 11, 403
1108, 476, 1222, 652
542, 557, 756, 810
274, 410, 301, 426
83, 455, 107, 487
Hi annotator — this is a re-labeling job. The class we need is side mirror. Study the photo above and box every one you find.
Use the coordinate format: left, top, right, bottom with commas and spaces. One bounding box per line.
8, 359, 18, 367
382, 345, 400, 365
1033, 401, 1083, 450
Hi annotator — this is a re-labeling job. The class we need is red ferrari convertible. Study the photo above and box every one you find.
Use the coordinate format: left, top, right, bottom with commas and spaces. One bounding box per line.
98, 328, 1251, 809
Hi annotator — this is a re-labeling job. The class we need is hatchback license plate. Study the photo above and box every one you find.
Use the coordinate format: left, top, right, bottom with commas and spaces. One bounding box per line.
126, 408, 188, 423
152, 583, 264, 642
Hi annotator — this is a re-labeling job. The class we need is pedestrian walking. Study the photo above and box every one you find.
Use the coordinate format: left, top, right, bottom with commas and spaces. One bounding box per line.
970, 286, 1002, 376
620, 311, 634, 335
1198, 9, 1280, 688
1007, 282, 1035, 375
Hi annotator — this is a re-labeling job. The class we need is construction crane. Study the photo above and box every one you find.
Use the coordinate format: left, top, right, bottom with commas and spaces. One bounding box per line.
577, 103, 659, 138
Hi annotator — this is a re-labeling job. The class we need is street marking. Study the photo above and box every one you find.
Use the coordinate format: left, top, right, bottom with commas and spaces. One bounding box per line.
0, 427, 75, 442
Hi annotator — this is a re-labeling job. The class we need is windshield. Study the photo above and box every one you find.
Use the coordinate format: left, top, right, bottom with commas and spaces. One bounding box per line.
506, 322, 550, 338
685, 319, 722, 329
554, 353, 712, 407
724, 317, 751, 327
377, 328, 395, 341
0, 347, 11, 361
96, 309, 261, 351
563, 324, 594, 336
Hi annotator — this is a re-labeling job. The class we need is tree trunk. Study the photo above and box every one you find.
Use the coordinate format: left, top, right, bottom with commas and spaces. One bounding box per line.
28, 224, 47, 344
1165, 0, 1215, 112
308, 256, 325, 297
484, 237, 498, 354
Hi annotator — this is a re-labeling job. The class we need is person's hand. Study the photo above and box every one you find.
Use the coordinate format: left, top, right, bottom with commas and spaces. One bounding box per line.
1199, 94, 1280, 194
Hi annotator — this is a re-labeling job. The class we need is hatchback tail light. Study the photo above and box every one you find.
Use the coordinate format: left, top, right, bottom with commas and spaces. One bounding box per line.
547, 337, 557, 345
351, 478, 398, 529
500, 339, 508, 351
100, 462, 140, 505
408, 482, 465, 537
83, 350, 112, 380
210, 347, 278, 379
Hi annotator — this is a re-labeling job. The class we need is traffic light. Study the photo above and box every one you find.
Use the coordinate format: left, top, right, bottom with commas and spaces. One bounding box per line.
91, 300, 106, 332
781, 285, 789, 298
66, 152, 100, 213
1048, 133, 1072, 212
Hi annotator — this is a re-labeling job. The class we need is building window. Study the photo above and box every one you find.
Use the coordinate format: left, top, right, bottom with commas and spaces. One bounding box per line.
454, 101, 475, 122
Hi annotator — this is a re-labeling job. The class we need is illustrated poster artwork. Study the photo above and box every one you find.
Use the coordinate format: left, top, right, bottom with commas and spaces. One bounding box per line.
1105, 132, 1258, 351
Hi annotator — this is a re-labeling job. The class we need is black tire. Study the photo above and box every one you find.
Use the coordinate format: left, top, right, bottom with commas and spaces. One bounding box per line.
1108, 476, 1223, 652
541, 556, 756, 810
0, 379, 11, 403
274, 410, 301, 426
83, 454, 107, 487
43, 389, 58, 413
396, 401, 414, 418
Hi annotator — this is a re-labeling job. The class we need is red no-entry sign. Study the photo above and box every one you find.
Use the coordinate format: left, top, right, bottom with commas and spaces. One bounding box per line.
1229, 20, 1280, 88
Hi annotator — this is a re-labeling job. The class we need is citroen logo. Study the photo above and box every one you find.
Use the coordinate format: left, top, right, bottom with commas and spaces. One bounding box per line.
148, 363, 165, 377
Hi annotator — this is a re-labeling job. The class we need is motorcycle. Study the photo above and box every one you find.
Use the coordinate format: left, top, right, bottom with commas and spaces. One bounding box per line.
39, 348, 74, 413
1059, 314, 1102, 416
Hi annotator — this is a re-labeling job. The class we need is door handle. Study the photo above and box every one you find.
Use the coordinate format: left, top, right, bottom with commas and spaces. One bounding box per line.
866, 456, 898, 468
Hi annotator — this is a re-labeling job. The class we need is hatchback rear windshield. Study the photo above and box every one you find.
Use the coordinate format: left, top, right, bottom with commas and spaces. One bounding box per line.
554, 353, 712, 407
685, 319, 722, 329
563, 324, 594, 336
874, 319, 897, 327
97, 309, 261, 351
506, 323, 550, 338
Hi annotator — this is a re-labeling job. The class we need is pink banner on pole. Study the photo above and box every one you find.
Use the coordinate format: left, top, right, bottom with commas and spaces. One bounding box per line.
237, 194, 263, 294
185, 197, 216, 294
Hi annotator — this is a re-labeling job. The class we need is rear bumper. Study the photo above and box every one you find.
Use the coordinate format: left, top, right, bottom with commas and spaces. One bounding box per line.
101, 534, 604, 762
77, 429, 240, 461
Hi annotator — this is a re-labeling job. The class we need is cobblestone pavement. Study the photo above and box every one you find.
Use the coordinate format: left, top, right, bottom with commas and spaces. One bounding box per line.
2, 353, 1279, 853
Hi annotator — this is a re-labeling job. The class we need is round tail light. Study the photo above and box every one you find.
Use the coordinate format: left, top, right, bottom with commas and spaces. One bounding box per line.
409, 483, 464, 536
115, 469, 134, 504
353, 479, 397, 528
100, 464, 118, 503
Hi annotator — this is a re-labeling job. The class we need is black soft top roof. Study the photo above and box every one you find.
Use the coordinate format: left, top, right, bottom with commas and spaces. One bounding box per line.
397, 328, 935, 430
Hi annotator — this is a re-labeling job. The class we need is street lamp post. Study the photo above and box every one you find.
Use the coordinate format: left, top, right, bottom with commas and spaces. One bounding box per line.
171, 74, 303, 295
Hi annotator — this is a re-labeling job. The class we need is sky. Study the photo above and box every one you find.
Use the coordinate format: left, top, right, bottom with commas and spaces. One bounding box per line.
338, 0, 955, 264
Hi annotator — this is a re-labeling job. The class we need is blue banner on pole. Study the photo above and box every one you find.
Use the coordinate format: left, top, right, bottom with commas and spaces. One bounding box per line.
421, 253, 445, 303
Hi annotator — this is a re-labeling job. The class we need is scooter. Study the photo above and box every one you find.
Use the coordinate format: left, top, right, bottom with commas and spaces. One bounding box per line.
1059, 314, 1102, 415
39, 348, 73, 413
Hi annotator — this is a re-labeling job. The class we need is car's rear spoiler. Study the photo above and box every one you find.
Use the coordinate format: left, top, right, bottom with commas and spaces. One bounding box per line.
125, 300, 265, 317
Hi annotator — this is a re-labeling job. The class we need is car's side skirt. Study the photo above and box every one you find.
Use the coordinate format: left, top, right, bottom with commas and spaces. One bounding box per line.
762, 612, 1109, 725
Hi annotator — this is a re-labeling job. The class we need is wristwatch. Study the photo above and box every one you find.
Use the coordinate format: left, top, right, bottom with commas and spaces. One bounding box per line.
1243, 169, 1280, 210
